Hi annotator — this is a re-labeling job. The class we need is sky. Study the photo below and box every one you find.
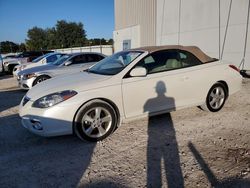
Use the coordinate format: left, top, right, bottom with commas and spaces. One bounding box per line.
0, 0, 114, 44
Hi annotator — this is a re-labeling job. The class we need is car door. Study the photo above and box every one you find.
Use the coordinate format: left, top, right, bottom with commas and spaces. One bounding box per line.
175, 50, 210, 105
122, 50, 203, 119
61, 54, 104, 74
59, 54, 89, 74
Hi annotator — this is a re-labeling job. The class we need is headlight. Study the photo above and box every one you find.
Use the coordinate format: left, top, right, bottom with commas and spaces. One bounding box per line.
23, 73, 36, 80
32, 90, 77, 108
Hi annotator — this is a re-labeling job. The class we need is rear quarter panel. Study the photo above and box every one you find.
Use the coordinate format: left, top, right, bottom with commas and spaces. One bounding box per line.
193, 61, 242, 102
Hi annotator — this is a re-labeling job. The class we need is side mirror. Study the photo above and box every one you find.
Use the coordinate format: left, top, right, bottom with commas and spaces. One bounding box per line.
130, 66, 147, 77
64, 61, 72, 66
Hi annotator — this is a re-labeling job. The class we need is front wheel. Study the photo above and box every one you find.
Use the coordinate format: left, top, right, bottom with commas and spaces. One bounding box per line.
33, 75, 51, 86
200, 83, 227, 112
74, 100, 118, 142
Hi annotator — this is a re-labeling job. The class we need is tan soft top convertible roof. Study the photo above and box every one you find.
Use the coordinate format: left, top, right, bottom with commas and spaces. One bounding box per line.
132, 45, 214, 63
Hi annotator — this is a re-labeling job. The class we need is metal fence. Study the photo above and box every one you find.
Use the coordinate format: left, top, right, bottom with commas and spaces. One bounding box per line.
1, 45, 114, 57
53, 45, 113, 56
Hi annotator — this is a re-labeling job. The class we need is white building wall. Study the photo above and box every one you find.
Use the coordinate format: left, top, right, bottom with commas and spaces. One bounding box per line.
114, 0, 156, 52
156, 0, 250, 69
113, 25, 141, 52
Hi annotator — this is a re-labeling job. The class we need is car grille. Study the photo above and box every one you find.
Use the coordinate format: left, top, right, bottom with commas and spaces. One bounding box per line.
22, 96, 30, 106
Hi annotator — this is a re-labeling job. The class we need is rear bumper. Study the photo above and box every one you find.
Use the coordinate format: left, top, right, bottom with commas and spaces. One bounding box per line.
228, 74, 242, 96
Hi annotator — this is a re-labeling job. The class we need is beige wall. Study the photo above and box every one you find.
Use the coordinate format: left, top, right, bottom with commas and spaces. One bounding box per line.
114, 0, 156, 49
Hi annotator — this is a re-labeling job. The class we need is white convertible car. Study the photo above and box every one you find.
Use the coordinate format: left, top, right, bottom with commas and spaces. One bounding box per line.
19, 45, 242, 141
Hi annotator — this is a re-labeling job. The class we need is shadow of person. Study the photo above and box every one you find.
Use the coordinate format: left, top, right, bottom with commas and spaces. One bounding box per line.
188, 142, 250, 187
144, 81, 184, 188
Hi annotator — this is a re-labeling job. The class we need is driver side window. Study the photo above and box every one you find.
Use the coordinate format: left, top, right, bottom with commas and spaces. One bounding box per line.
70, 55, 87, 65
137, 50, 182, 74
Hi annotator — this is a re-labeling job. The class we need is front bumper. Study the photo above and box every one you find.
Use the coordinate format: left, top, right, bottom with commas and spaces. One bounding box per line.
17, 76, 36, 90
19, 96, 79, 137
13, 66, 22, 78
20, 115, 73, 137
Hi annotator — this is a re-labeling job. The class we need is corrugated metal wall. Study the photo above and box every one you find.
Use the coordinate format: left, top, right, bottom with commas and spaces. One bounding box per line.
155, 0, 250, 69
115, 0, 156, 46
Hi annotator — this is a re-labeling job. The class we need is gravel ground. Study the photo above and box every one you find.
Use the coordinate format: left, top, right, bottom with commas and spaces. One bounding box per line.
0, 74, 249, 188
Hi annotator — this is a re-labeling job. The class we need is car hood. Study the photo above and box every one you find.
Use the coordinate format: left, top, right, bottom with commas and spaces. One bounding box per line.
18, 64, 56, 76
23, 62, 43, 70
26, 71, 112, 100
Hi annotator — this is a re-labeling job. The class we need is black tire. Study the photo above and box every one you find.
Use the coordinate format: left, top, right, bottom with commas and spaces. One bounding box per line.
200, 82, 227, 112
7, 65, 16, 74
33, 75, 51, 86
74, 99, 118, 142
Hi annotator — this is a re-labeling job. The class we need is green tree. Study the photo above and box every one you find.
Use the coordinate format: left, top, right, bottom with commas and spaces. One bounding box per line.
55, 20, 87, 48
0, 41, 19, 53
46, 27, 58, 49
26, 27, 47, 50
87, 38, 113, 45
19, 43, 27, 52
107, 39, 113, 45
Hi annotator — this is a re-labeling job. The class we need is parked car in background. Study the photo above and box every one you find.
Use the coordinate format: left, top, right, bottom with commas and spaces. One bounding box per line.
0, 55, 3, 73
3, 54, 17, 59
13, 53, 65, 77
2, 51, 53, 73
17, 52, 106, 89
19, 45, 242, 141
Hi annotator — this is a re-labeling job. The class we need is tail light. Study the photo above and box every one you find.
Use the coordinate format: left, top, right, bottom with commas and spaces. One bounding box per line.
229, 65, 240, 72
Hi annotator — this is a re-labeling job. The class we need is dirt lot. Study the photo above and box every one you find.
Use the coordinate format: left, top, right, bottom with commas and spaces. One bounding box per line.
0, 74, 249, 188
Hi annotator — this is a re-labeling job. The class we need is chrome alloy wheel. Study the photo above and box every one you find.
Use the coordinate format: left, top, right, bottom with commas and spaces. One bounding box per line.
208, 86, 225, 110
81, 107, 112, 138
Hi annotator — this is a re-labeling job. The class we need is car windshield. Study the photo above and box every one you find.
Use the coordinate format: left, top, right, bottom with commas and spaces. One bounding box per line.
32, 54, 50, 63
53, 54, 71, 66
88, 51, 142, 75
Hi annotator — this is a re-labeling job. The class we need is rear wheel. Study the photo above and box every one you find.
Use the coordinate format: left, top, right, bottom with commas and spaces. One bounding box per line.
74, 100, 118, 142
200, 83, 227, 112
33, 75, 51, 86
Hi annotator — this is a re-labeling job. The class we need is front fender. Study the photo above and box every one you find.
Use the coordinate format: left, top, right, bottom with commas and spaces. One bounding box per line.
35, 71, 53, 78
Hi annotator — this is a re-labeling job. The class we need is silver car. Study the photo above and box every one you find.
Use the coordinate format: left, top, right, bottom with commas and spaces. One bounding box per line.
17, 52, 106, 89
13, 53, 65, 77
